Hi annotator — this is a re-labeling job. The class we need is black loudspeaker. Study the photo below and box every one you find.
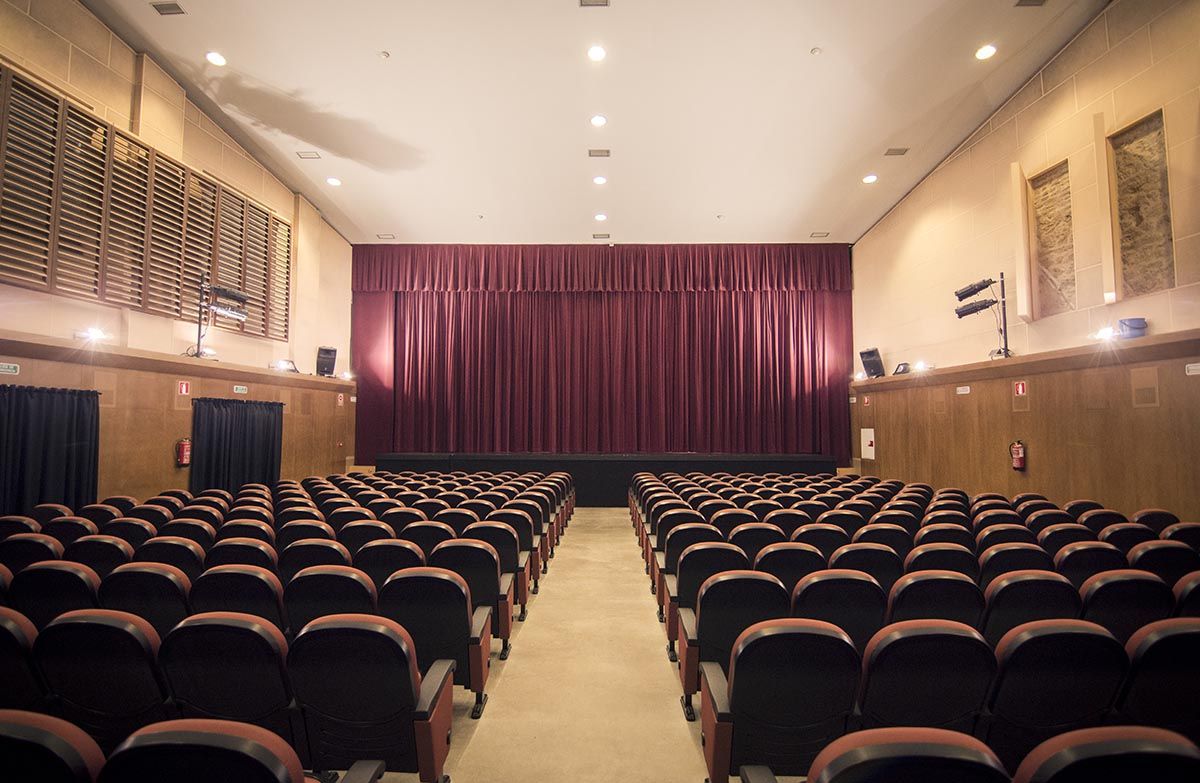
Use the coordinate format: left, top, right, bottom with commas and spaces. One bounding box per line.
859, 347, 885, 379
316, 346, 336, 377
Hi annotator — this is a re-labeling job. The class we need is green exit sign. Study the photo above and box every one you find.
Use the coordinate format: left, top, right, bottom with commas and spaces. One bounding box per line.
0, 362, 19, 375
233, 385, 249, 394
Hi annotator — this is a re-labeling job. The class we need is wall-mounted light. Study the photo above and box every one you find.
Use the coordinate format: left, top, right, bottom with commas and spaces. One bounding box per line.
340, 371, 355, 380
1092, 326, 1116, 341
74, 327, 110, 342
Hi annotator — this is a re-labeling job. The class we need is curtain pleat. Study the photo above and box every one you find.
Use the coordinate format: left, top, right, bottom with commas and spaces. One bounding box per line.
189, 398, 284, 494
0, 385, 100, 515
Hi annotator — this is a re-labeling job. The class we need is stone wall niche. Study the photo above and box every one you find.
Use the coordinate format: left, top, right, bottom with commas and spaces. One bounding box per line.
1110, 111, 1174, 298
1029, 161, 1076, 318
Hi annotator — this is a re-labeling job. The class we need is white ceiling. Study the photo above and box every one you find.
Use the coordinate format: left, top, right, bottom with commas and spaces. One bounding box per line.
84, 0, 1108, 245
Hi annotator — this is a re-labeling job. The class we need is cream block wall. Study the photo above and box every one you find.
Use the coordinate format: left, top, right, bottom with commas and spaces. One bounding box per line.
0, 0, 351, 371
853, 0, 1200, 369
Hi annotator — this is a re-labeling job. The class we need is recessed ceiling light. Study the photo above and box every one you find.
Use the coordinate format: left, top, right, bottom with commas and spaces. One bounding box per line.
378, 51, 391, 59
296, 151, 321, 159
810, 47, 823, 55
810, 231, 830, 238
593, 175, 607, 185
376, 233, 396, 240
587, 45, 606, 62
862, 174, 879, 184
588, 149, 610, 157
975, 44, 997, 60
592, 233, 610, 240
326, 177, 342, 186
205, 51, 226, 67
594, 213, 608, 222
590, 114, 607, 127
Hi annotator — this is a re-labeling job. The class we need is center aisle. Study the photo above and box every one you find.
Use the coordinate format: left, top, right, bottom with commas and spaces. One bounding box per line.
416, 507, 709, 782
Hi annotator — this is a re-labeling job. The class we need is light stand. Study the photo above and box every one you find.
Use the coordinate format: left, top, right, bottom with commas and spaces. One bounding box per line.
954, 273, 1013, 360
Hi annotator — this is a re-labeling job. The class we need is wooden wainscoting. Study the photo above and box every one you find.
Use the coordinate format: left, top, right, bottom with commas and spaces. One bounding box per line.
850, 329, 1200, 519
0, 330, 355, 502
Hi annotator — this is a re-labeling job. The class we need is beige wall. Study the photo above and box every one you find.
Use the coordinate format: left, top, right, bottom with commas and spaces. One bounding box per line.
0, 0, 352, 372
853, 0, 1200, 370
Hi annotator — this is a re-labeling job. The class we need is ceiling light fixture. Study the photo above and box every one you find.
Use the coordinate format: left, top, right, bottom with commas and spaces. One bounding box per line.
326, 177, 342, 186
862, 174, 878, 184
594, 213, 608, 222
376, 233, 396, 240
975, 44, 997, 60
810, 47, 822, 55
810, 232, 830, 238
296, 151, 321, 159
205, 51, 226, 67
590, 114, 607, 127
593, 175, 607, 185
588, 45, 606, 62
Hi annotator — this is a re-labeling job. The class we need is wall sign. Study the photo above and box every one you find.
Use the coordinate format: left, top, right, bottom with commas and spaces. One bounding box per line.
849, 396, 857, 404
1187, 363, 1200, 376
862, 395, 871, 407
956, 385, 971, 395
233, 385, 249, 395
0, 362, 19, 375
177, 380, 191, 395
337, 393, 345, 407
860, 428, 876, 460
1013, 380, 1028, 396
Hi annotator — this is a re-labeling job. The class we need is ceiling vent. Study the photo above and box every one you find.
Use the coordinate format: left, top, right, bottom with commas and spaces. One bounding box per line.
580, 0, 610, 7
376, 233, 396, 240
592, 233, 611, 239
151, 2, 187, 15
884, 147, 909, 156
1014, 0, 1047, 6
810, 232, 830, 238
296, 151, 321, 159
588, 149, 611, 157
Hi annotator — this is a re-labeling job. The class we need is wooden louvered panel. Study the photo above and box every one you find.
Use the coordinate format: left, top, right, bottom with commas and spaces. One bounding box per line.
242, 202, 270, 336
52, 105, 107, 298
267, 216, 291, 340
0, 74, 60, 289
103, 132, 150, 307
214, 188, 246, 328
145, 155, 186, 317
181, 173, 217, 321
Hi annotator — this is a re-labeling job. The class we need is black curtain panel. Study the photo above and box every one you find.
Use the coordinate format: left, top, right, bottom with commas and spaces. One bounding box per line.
189, 398, 284, 494
0, 385, 100, 516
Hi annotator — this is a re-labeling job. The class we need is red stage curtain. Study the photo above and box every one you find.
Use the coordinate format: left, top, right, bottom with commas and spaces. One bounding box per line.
352, 244, 852, 463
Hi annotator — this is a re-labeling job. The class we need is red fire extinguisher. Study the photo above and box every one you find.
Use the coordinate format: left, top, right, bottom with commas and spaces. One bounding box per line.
1009, 440, 1026, 471
175, 438, 192, 467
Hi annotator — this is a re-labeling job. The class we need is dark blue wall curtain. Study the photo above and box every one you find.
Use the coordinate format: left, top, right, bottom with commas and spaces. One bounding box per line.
0, 385, 100, 515
189, 398, 284, 494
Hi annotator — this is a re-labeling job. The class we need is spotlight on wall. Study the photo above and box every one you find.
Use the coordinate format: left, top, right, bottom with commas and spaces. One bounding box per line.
75, 327, 110, 342
914, 360, 929, 372
853, 371, 866, 381
955, 299, 997, 318
954, 278, 995, 301
1092, 325, 1116, 341
199, 347, 217, 357
340, 370, 355, 381
273, 359, 299, 373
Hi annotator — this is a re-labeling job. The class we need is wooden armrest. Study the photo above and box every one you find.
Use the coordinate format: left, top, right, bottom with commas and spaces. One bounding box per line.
470, 606, 492, 643
414, 659, 455, 719
518, 551, 530, 570
678, 608, 698, 642
739, 766, 778, 783
700, 662, 732, 720
339, 760, 386, 783
499, 572, 514, 597
664, 574, 679, 602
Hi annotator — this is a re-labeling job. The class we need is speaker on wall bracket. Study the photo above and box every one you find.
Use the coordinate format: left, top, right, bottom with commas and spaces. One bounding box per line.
316, 347, 337, 377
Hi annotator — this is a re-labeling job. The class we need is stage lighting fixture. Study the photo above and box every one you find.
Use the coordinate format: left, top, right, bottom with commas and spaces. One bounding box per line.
955, 298, 997, 318
954, 278, 995, 301
208, 303, 248, 322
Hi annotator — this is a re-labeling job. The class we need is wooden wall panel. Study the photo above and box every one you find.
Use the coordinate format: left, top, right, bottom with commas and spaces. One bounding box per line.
850, 329, 1200, 519
1, 331, 355, 502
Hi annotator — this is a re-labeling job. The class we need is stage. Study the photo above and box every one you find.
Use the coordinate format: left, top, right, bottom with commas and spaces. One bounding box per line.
373, 452, 838, 506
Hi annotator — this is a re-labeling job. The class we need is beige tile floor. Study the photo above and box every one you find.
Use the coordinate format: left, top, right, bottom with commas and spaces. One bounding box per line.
380, 506, 710, 783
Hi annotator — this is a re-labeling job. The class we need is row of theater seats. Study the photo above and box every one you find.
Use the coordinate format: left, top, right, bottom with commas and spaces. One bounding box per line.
738, 725, 1200, 783
0, 607, 453, 778
628, 472, 1200, 781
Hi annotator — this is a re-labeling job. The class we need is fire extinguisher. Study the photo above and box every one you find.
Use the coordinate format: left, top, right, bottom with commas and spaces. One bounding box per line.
175, 438, 192, 467
1009, 440, 1026, 472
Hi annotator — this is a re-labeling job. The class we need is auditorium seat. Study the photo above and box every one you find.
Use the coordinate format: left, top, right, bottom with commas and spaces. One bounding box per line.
158, 613, 308, 766
125, 505, 172, 529
791, 524, 850, 561
816, 509, 868, 538
974, 509, 1022, 531
99, 519, 156, 551
887, 570, 984, 627
905, 542, 980, 581
979, 543, 1055, 589
0, 515, 40, 542
278, 540, 351, 583
205, 538, 278, 571
791, 569, 886, 650
64, 536, 133, 578
1177, 572, 1200, 617
398, 521, 457, 560
656, 524, 724, 604
378, 567, 492, 719
1037, 523, 1096, 557
915, 522, 976, 549
858, 620, 995, 731
286, 614, 453, 779
1064, 500, 1103, 521
485, 508, 541, 589
662, 542, 749, 661
98, 563, 191, 638
225, 506, 273, 527
1078, 509, 1128, 536
43, 518, 99, 548
699, 619, 859, 783
1080, 570, 1174, 643
33, 609, 172, 752
0, 607, 43, 709
1054, 541, 1127, 588
976, 524, 1037, 551
354, 539, 427, 590
32, 504, 73, 525
1118, 618, 1200, 742
0, 533, 64, 574
337, 520, 395, 556
983, 619, 1128, 771
1128, 541, 1200, 587
276, 520, 335, 551
728, 523, 787, 566
803, 727, 1008, 783
10, 561, 100, 629
752, 542, 825, 596
761, 508, 811, 538
1025, 509, 1076, 535
283, 564, 376, 631
274, 507, 325, 528
830, 542, 903, 594
190, 565, 287, 631
1131, 509, 1182, 535
0, 709, 105, 783
981, 570, 1082, 646
430, 539, 515, 660
677, 571, 789, 721
1099, 522, 1158, 554
134, 537, 205, 582
852, 523, 911, 558
0, 562, 8, 605
174, 506, 221, 530
1164, 523, 1200, 550
922, 509, 972, 529
1012, 726, 1200, 783
1016, 499, 1057, 523
100, 497, 138, 516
